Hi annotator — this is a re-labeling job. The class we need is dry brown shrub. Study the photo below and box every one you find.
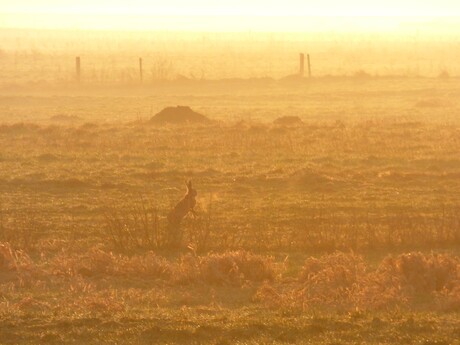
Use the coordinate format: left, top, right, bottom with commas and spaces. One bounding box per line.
354, 264, 408, 311
118, 252, 172, 279
255, 251, 460, 312
50, 247, 171, 280
174, 251, 276, 286
199, 251, 276, 286
50, 248, 274, 285
296, 252, 366, 310
103, 198, 163, 252
379, 253, 458, 294
0, 242, 34, 271
254, 252, 367, 311
366, 252, 460, 309
435, 285, 460, 311
50, 248, 113, 277
253, 280, 299, 310
172, 254, 201, 284
0, 243, 41, 288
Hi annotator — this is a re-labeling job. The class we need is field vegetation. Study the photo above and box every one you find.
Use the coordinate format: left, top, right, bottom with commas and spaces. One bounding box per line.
0, 29, 459, 344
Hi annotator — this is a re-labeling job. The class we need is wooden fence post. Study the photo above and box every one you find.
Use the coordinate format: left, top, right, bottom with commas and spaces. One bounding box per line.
299, 53, 305, 77
139, 57, 143, 82
307, 54, 311, 78
76, 56, 81, 82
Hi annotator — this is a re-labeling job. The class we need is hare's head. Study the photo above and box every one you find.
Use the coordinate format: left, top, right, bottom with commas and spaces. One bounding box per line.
186, 180, 197, 198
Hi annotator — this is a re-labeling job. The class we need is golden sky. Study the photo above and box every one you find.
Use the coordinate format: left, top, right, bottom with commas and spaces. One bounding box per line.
1, 0, 459, 31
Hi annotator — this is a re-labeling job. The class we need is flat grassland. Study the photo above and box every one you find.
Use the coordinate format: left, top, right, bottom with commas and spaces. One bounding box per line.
0, 77, 459, 344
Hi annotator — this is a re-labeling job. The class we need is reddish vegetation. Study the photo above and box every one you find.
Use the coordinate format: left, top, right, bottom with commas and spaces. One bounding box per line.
1, 242, 458, 312
50, 248, 172, 279
199, 251, 276, 285
50, 248, 276, 286
256, 251, 460, 311
370, 252, 460, 310
0, 242, 34, 272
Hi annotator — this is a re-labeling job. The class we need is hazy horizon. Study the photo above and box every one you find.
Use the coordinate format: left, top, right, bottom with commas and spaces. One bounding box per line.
1, 1, 460, 344
1, 0, 460, 33
2, 14, 460, 33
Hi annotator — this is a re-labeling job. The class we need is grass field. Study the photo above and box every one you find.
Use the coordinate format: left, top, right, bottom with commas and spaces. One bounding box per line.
0, 73, 459, 343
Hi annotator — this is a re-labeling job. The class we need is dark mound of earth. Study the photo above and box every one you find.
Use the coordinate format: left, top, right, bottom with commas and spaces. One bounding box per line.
273, 116, 303, 126
150, 106, 210, 124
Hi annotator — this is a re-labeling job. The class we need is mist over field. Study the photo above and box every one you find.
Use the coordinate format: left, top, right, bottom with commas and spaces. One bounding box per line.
0, 10, 459, 345
1, 26, 460, 85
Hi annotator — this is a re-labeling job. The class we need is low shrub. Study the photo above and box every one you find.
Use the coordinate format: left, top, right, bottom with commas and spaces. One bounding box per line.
256, 251, 460, 312
50, 247, 172, 280
199, 251, 276, 285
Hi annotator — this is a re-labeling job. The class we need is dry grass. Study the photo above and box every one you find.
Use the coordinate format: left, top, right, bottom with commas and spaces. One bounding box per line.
371, 252, 460, 310
198, 251, 276, 285
50, 247, 172, 280
2, 242, 458, 314
0, 242, 33, 271
1, 112, 459, 253
49, 247, 276, 287
1, 75, 460, 343
256, 251, 460, 312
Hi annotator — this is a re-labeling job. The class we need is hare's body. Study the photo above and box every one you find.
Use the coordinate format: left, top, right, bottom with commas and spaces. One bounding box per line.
167, 193, 196, 224
167, 181, 197, 247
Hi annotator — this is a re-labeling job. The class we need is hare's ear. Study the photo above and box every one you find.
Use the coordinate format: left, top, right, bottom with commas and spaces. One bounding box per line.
187, 180, 193, 190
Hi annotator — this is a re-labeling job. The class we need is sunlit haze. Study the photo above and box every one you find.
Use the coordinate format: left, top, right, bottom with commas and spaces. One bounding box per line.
1, 0, 460, 32
1, 0, 460, 343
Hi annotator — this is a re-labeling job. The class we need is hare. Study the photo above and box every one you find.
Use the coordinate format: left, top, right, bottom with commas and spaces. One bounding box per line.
167, 180, 197, 247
